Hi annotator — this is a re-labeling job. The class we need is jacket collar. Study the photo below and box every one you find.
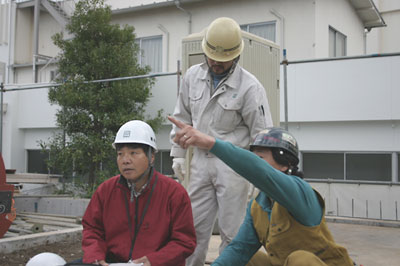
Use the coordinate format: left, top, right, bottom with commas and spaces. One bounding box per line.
118, 169, 157, 193
199, 62, 241, 91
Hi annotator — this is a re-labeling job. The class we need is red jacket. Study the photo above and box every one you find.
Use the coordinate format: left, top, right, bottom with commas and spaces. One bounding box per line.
82, 170, 196, 265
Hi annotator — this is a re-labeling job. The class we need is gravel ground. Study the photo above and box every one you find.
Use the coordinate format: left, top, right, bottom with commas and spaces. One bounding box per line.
0, 235, 83, 266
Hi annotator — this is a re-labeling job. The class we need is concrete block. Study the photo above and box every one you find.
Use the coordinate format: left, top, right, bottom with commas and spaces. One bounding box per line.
0, 226, 82, 254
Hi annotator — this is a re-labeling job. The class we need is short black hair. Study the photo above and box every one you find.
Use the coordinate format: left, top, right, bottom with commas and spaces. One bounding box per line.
115, 143, 153, 154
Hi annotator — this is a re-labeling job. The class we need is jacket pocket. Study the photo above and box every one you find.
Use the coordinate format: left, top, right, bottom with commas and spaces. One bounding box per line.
213, 96, 242, 133
189, 89, 204, 120
269, 219, 291, 236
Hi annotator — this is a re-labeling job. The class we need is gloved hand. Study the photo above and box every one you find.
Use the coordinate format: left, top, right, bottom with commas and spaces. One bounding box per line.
172, 157, 186, 182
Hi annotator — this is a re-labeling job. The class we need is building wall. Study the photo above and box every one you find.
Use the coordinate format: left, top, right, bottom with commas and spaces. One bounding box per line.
367, 0, 400, 54
3, 0, 396, 173
111, 0, 318, 67
38, 12, 63, 59
14, 8, 33, 65
310, 182, 400, 220
281, 55, 400, 123
315, 0, 365, 57
0, 1, 9, 46
377, 6, 400, 53
289, 120, 400, 152
281, 55, 400, 152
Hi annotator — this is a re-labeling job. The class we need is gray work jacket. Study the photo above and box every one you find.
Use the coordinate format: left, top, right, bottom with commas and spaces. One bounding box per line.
170, 62, 272, 158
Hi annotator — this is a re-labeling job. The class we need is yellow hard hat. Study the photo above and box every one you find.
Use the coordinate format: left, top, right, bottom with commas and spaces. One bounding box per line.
202, 17, 244, 62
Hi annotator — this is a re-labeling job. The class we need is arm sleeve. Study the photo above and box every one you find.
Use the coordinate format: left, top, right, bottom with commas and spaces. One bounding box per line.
146, 187, 196, 265
170, 71, 192, 158
210, 139, 322, 226
82, 189, 108, 263
212, 200, 261, 266
241, 82, 273, 141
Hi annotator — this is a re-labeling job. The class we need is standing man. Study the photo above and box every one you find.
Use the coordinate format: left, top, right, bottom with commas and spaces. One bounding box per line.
82, 120, 196, 266
170, 17, 273, 266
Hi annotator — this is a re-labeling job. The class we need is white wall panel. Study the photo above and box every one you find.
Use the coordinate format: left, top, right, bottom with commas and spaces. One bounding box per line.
280, 55, 400, 122
17, 88, 58, 128
145, 75, 177, 121
24, 128, 59, 150
289, 121, 400, 152
310, 182, 400, 220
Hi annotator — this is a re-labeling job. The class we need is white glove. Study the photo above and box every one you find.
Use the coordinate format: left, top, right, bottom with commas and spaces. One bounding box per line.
172, 157, 186, 182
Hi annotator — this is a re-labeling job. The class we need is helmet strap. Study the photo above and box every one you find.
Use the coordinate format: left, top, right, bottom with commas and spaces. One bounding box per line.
129, 166, 151, 185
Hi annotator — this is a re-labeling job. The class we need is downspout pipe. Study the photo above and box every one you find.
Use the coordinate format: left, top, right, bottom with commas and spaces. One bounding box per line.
33, 0, 40, 82
175, 0, 192, 34
270, 9, 285, 54
6, 0, 13, 84
271, 9, 288, 130
157, 24, 169, 71
2, 0, 14, 154
363, 28, 371, 55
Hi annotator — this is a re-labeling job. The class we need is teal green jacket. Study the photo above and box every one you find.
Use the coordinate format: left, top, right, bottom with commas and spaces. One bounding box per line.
210, 139, 322, 266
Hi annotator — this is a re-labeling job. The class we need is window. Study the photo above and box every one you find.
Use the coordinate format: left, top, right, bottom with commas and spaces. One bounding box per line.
136, 36, 162, 73
329, 26, 346, 57
303, 152, 393, 182
241, 21, 276, 42
50, 70, 58, 81
27, 149, 61, 175
346, 154, 391, 182
398, 153, 400, 182
303, 153, 344, 180
27, 150, 49, 174
154, 150, 173, 176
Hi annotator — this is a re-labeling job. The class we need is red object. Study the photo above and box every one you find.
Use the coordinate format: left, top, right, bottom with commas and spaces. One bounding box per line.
82, 171, 196, 265
0, 153, 15, 238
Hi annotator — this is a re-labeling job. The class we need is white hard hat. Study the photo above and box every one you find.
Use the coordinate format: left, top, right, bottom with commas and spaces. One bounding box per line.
202, 17, 244, 62
113, 120, 157, 151
26, 252, 66, 266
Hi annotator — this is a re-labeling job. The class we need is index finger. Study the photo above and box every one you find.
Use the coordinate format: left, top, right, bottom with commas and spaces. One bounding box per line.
167, 116, 187, 129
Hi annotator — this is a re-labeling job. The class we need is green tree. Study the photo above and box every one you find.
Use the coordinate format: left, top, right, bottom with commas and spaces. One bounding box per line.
44, 0, 163, 189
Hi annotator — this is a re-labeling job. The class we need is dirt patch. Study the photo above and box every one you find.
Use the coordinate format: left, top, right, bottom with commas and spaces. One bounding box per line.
0, 235, 83, 266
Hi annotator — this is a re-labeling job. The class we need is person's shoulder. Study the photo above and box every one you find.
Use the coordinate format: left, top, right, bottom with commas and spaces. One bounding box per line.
89, 175, 120, 202
236, 66, 261, 85
96, 175, 120, 191
186, 62, 208, 76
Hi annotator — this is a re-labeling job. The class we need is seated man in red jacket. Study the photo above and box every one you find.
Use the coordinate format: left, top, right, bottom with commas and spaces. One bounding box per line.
81, 120, 196, 266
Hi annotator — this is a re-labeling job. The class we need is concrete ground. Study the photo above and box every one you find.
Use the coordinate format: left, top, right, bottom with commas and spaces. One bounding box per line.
205, 218, 400, 266
1, 215, 399, 265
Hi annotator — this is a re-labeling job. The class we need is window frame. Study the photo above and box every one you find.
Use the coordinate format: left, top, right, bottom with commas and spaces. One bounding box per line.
329, 26, 347, 57
302, 151, 395, 182
240, 21, 276, 42
136, 35, 163, 73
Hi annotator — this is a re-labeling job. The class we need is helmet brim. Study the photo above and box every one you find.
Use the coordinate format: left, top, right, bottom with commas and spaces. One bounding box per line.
202, 38, 244, 62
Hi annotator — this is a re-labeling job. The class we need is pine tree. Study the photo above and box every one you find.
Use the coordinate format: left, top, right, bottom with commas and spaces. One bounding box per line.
45, 0, 163, 190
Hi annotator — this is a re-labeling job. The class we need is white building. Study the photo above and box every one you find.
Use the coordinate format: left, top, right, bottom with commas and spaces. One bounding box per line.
0, 0, 399, 220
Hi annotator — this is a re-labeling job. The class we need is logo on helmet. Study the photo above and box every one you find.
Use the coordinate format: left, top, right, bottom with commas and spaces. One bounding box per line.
282, 133, 296, 146
263, 135, 280, 143
123, 130, 131, 138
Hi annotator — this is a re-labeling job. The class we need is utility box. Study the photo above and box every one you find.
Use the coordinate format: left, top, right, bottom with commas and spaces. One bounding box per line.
181, 30, 281, 126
